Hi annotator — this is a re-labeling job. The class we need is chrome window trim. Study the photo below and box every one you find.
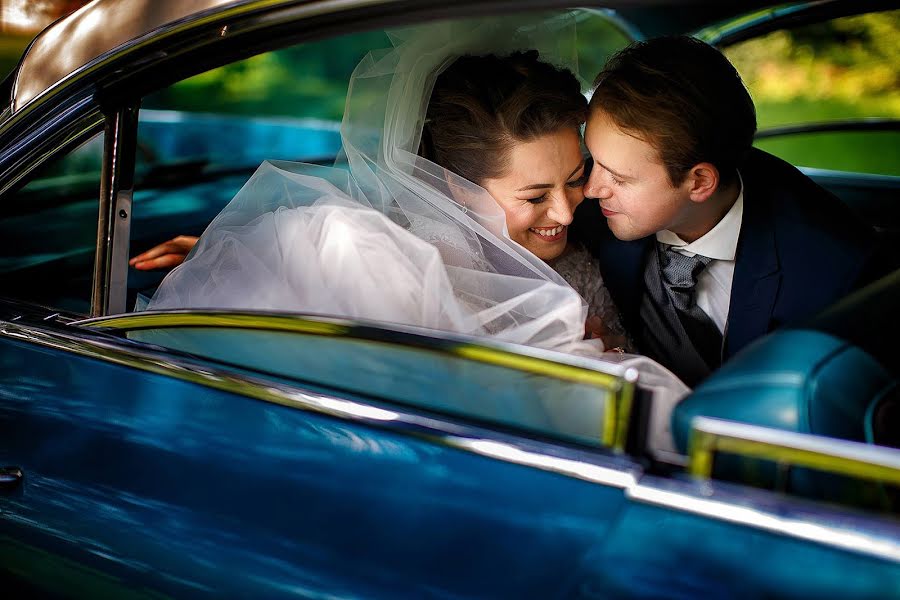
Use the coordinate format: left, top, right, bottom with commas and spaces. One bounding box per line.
627, 475, 900, 563
2, 317, 897, 562
76, 310, 639, 448
0, 94, 104, 199
754, 118, 900, 140
93, 104, 140, 317
695, 0, 889, 47
687, 416, 900, 487
75, 310, 637, 386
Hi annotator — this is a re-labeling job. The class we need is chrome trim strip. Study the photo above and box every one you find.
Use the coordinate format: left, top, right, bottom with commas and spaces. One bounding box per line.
0, 96, 103, 198
687, 417, 900, 486
694, 1, 811, 44
0, 319, 638, 489
696, 0, 893, 47
627, 480, 900, 563
798, 166, 900, 185
755, 118, 900, 139
75, 311, 638, 388
93, 104, 139, 317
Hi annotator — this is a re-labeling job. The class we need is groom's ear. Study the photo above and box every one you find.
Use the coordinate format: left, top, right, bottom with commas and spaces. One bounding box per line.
685, 162, 719, 203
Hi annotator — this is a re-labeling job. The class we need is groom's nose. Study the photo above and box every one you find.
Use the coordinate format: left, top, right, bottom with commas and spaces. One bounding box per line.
584, 167, 611, 200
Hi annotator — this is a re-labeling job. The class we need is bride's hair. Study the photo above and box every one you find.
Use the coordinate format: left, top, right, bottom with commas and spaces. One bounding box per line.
420, 50, 587, 185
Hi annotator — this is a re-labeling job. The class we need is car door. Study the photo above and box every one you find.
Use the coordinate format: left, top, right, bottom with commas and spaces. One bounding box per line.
1, 299, 651, 598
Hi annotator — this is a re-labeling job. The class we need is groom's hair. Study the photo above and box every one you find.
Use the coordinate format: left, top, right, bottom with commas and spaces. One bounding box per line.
589, 36, 756, 187
421, 51, 587, 184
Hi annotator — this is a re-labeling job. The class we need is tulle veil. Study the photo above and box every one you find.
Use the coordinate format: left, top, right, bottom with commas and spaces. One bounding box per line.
147, 12, 595, 351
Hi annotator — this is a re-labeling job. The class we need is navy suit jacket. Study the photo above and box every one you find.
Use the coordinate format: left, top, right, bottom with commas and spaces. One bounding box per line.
574, 148, 890, 362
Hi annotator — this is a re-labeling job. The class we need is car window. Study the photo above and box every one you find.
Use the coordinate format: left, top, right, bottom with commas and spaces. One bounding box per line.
126, 12, 633, 301
137, 30, 390, 176
0, 132, 103, 313
725, 9, 900, 176
127, 31, 391, 301
127, 325, 618, 448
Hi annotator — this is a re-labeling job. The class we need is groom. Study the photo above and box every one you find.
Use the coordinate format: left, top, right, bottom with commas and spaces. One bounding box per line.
575, 36, 891, 387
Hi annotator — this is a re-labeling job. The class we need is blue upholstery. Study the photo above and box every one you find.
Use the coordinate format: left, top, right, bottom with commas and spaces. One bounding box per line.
671, 329, 896, 454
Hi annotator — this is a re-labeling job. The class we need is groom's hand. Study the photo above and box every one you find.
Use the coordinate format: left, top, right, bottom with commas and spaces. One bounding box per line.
129, 235, 198, 270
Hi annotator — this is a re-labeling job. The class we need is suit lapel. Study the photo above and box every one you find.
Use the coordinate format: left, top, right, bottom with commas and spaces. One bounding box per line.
602, 235, 652, 331
725, 170, 782, 358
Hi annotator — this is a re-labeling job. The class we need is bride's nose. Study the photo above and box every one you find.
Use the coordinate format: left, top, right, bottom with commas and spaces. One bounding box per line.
547, 192, 575, 226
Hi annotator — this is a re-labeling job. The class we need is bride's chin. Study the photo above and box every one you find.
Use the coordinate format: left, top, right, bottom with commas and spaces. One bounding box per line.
531, 242, 570, 262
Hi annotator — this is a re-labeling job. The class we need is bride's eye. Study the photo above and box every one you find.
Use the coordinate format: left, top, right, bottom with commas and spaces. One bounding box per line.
526, 194, 547, 204
566, 174, 587, 188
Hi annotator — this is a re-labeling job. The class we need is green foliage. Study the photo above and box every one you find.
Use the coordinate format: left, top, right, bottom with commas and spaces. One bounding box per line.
725, 10, 900, 118
143, 30, 391, 121
727, 10, 900, 175
0, 34, 33, 81
573, 11, 632, 86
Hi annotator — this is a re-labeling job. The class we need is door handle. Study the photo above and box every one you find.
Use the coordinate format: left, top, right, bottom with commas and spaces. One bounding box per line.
0, 466, 23, 490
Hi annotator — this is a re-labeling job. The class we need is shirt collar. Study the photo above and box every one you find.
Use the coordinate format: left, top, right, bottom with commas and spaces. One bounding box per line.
656, 171, 744, 261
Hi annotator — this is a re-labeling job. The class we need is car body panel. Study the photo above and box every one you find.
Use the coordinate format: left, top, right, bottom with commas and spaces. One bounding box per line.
2, 317, 899, 597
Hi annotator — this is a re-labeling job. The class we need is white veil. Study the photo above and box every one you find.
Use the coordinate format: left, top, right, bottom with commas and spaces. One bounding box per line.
148, 13, 592, 351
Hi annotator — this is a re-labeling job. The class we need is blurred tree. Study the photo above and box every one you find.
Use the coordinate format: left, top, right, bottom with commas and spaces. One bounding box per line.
143, 30, 392, 121
726, 10, 900, 175
725, 10, 899, 114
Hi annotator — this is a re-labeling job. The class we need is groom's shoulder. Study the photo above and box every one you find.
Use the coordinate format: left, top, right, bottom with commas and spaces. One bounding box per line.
742, 147, 836, 208
741, 147, 892, 283
742, 147, 873, 242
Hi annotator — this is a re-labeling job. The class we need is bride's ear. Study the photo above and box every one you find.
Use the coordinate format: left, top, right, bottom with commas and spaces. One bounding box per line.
686, 162, 719, 203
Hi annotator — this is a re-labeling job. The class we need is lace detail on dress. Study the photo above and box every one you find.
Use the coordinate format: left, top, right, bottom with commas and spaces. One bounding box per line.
549, 243, 633, 350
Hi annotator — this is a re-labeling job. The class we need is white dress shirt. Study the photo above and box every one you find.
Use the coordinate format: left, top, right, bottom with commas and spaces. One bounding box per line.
655, 176, 745, 334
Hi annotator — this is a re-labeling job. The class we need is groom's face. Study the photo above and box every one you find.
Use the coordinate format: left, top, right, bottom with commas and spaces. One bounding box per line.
583, 110, 694, 241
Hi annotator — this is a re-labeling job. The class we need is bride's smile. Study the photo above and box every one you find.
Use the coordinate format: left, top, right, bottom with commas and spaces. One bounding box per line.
482, 128, 586, 261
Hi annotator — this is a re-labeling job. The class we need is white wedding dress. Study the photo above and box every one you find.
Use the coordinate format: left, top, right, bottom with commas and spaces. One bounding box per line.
145, 13, 689, 452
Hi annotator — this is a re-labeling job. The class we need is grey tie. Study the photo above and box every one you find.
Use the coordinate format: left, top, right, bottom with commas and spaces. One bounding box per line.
659, 246, 712, 312
659, 243, 722, 365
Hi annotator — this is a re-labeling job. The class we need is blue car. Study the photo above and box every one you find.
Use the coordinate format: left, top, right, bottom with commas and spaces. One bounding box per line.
0, 0, 898, 597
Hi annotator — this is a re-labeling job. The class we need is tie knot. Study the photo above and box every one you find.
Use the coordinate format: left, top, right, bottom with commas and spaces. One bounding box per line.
659, 244, 711, 291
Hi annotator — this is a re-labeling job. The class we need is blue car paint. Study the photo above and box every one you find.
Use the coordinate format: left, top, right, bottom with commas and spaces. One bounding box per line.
0, 334, 631, 597
2, 332, 899, 598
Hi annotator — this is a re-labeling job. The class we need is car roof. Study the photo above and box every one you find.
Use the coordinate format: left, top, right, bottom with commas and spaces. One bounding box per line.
9, 0, 800, 116
12, 0, 248, 112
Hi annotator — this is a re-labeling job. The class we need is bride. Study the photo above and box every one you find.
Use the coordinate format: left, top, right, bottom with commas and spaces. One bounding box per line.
137, 14, 689, 435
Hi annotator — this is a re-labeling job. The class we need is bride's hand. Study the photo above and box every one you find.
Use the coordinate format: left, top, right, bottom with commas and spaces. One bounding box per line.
585, 316, 627, 353
129, 235, 198, 270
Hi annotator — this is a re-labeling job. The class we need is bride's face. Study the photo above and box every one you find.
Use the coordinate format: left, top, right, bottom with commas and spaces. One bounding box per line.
482, 128, 586, 261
